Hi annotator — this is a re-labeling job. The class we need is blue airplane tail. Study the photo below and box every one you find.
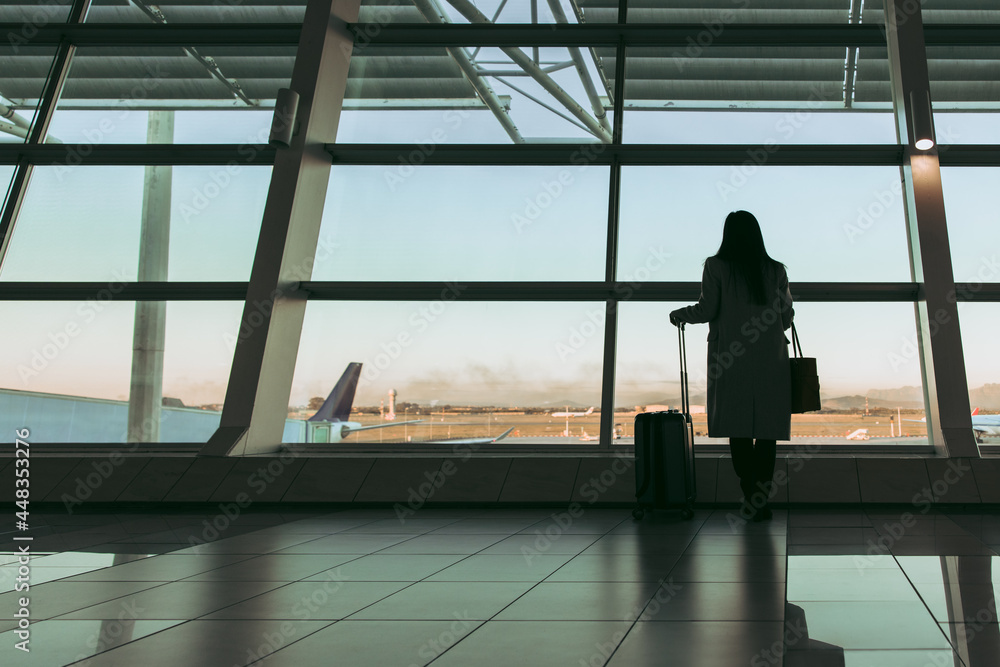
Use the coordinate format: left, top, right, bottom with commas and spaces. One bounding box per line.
308, 363, 362, 422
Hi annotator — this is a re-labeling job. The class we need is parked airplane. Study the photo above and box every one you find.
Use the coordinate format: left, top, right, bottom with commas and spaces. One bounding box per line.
307, 363, 514, 445
552, 406, 595, 417
904, 408, 1000, 442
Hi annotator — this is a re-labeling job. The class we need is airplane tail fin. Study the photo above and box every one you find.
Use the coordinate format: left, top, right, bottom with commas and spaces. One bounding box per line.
308, 363, 362, 422
972, 407, 980, 416
587, 407, 595, 415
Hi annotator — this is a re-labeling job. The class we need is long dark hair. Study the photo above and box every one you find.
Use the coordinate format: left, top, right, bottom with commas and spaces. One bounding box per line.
712, 211, 783, 305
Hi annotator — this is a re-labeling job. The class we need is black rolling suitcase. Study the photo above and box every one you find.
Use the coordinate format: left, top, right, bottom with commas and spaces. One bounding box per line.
632, 323, 696, 520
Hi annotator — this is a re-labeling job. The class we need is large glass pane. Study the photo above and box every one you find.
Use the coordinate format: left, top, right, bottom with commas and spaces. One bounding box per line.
615, 301, 928, 445
48, 46, 295, 144
941, 168, 1000, 284
0, 165, 270, 282
86, 0, 306, 22
287, 301, 605, 445
618, 166, 912, 283
0, 165, 14, 197
314, 165, 609, 281
0, 46, 58, 144
929, 46, 1000, 144
0, 301, 241, 443
337, 46, 615, 143
958, 304, 1000, 443
621, 45, 895, 143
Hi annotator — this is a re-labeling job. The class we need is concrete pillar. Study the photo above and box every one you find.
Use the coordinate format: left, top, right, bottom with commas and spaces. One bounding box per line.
883, 0, 978, 457
201, 0, 361, 456
127, 111, 173, 442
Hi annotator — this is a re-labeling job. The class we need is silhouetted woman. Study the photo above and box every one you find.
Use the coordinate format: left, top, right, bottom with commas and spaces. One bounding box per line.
669, 211, 793, 521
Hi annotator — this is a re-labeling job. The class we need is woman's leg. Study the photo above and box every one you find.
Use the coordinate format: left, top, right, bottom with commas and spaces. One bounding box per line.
753, 439, 777, 519
729, 437, 757, 517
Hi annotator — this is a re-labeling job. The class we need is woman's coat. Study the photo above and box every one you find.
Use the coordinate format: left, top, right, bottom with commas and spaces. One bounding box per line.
673, 257, 794, 440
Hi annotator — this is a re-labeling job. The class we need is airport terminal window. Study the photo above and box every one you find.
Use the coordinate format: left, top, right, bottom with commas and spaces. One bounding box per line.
618, 166, 913, 283
615, 302, 929, 446
47, 46, 296, 145
956, 304, 1000, 443
621, 46, 896, 144
0, 166, 13, 197
0, 165, 271, 282
928, 46, 1000, 145
0, 46, 59, 144
313, 165, 610, 282
0, 301, 243, 444
940, 168, 1000, 286
286, 301, 606, 445
2, 0, 999, 452
336, 46, 616, 144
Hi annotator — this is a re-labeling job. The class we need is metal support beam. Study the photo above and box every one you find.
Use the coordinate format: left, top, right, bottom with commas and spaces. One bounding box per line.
445, 0, 613, 143
410, 0, 524, 144
127, 110, 174, 442
0, 0, 90, 274
568, 0, 617, 103
201, 0, 360, 456
884, 0, 978, 457
546, 0, 612, 135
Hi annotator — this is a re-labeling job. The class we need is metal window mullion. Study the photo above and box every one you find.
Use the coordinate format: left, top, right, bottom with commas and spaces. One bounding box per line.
0, 0, 90, 272
598, 33, 628, 451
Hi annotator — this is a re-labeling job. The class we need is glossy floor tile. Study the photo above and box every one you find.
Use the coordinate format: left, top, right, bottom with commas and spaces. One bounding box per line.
3, 507, 1000, 665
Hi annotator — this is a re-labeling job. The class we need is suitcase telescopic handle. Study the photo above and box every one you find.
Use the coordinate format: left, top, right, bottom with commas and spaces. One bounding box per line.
677, 323, 689, 415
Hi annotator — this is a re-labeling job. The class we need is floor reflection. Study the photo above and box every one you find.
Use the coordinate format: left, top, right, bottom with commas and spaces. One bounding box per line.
1, 508, 999, 666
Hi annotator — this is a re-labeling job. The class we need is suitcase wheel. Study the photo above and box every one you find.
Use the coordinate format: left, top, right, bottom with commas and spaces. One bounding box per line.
681, 507, 694, 520
632, 507, 645, 520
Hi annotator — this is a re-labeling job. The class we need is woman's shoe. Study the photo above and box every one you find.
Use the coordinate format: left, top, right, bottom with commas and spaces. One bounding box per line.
758, 506, 773, 521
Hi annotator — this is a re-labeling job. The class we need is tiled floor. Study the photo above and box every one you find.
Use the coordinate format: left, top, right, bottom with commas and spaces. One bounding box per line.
2, 507, 1000, 666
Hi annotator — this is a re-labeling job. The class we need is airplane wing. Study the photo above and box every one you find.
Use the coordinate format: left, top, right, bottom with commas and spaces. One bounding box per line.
341, 419, 423, 434
419, 427, 516, 445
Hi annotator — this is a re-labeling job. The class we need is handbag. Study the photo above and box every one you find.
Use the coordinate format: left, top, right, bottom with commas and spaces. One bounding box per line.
789, 322, 822, 413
